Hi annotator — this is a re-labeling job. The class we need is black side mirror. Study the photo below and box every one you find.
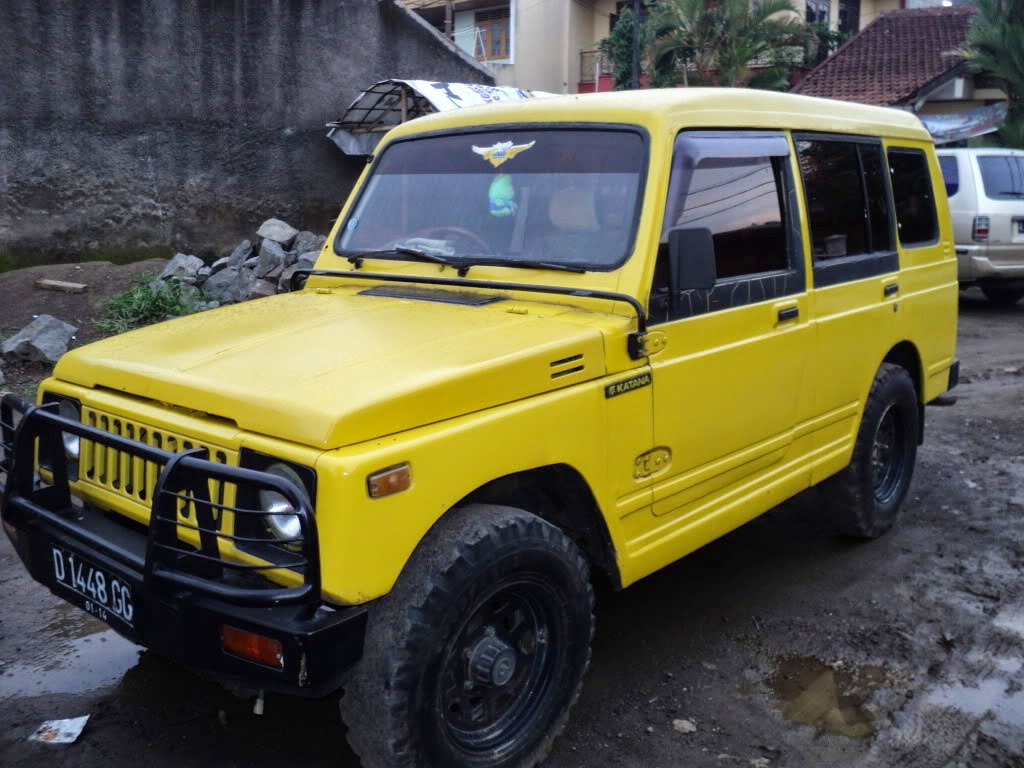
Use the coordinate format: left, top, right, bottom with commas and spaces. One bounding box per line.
668, 227, 717, 293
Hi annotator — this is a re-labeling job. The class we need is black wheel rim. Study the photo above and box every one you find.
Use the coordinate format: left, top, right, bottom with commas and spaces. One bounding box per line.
871, 403, 905, 503
437, 578, 562, 759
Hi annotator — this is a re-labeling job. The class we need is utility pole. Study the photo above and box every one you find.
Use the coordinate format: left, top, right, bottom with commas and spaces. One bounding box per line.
631, 0, 641, 89
445, 0, 455, 38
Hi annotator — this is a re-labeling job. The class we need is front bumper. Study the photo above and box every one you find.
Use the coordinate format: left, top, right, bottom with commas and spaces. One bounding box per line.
0, 394, 366, 697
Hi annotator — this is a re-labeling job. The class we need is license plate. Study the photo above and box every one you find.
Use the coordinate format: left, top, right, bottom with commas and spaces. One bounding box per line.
50, 545, 136, 630
1017, 220, 1024, 234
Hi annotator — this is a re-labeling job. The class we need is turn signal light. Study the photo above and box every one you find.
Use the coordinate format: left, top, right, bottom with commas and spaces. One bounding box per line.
221, 625, 284, 668
367, 463, 412, 498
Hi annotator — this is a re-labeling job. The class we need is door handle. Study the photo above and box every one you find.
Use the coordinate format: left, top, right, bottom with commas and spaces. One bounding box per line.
884, 283, 899, 297
777, 306, 799, 321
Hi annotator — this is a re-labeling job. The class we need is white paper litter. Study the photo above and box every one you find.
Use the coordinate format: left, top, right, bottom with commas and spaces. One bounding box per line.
28, 715, 90, 744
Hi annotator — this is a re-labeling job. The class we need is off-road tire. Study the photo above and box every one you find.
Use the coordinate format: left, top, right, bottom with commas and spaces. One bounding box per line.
340, 504, 594, 768
981, 284, 1024, 307
822, 363, 919, 538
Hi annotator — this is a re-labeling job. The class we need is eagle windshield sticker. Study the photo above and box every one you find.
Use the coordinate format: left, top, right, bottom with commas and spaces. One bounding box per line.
472, 140, 536, 168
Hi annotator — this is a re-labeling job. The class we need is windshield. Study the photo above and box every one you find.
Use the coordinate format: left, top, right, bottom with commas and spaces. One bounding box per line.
336, 129, 645, 270
978, 155, 1024, 200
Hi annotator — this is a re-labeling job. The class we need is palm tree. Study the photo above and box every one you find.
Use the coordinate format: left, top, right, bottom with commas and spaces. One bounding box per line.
962, 0, 1024, 146
649, 0, 812, 89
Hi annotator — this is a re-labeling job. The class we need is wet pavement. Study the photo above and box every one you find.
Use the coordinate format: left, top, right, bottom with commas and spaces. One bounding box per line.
2, 290, 1024, 767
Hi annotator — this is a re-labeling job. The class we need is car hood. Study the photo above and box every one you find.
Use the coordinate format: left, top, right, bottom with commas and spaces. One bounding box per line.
54, 288, 607, 449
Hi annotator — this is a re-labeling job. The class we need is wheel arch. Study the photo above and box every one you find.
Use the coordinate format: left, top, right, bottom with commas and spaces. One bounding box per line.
458, 464, 621, 590
882, 340, 925, 443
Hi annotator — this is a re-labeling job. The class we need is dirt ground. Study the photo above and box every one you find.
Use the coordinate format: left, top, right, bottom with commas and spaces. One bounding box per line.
0, 285, 1022, 768
0, 260, 168, 397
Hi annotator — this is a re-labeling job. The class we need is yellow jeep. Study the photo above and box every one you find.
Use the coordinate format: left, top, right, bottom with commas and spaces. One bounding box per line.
1, 89, 958, 768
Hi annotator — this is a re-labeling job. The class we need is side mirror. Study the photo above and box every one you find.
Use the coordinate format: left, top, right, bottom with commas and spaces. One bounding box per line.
668, 227, 717, 293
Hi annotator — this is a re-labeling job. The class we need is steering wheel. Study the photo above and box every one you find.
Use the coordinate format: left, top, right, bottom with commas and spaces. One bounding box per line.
411, 226, 493, 255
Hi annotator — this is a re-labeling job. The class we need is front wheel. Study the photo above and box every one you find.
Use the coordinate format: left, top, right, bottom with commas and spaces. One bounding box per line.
822, 363, 919, 538
341, 504, 594, 768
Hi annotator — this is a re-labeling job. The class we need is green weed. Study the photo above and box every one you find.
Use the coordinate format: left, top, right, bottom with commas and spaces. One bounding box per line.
98, 275, 203, 335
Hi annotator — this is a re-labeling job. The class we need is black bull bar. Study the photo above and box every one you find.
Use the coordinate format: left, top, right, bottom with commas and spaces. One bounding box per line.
0, 394, 366, 696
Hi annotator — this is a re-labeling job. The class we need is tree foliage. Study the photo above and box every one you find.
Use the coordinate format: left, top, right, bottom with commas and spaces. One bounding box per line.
962, 0, 1024, 146
598, 8, 653, 90
647, 0, 813, 89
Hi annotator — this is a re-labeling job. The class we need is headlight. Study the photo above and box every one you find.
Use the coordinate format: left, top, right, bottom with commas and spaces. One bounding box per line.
57, 400, 81, 462
259, 463, 310, 542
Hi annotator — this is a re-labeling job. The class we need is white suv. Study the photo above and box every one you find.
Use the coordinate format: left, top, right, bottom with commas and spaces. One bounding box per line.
936, 147, 1024, 305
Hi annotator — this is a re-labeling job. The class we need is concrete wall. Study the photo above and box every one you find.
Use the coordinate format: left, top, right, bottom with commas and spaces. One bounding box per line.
0, 0, 492, 266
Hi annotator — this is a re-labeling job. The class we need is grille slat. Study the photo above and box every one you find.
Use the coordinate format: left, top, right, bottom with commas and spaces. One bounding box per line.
78, 408, 235, 515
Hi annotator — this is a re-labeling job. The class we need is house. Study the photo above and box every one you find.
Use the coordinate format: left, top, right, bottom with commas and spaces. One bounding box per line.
791, 6, 1006, 125
404, 1, 986, 95
403, 0, 624, 93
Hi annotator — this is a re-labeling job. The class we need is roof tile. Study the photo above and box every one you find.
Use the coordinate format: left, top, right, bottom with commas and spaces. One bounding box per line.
791, 6, 976, 105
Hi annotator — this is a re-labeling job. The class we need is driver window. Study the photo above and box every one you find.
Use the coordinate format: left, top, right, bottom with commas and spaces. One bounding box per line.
650, 132, 804, 324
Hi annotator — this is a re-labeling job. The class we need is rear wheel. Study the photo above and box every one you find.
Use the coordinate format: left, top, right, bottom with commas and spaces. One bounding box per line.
822, 363, 919, 538
981, 284, 1024, 307
341, 504, 594, 768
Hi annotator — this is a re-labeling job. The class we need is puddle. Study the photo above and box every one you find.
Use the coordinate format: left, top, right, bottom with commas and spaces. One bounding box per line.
41, 601, 111, 641
769, 657, 890, 738
927, 677, 1024, 727
0, 629, 142, 700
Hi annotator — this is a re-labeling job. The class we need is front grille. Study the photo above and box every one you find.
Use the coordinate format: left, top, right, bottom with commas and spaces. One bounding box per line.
80, 408, 236, 520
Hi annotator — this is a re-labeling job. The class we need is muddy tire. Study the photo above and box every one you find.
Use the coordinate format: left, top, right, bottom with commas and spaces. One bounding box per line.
340, 504, 594, 768
981, 284, 1024, 307
822, 363, 919, 538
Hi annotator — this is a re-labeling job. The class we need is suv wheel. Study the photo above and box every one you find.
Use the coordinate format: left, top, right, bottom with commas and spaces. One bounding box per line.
822, 363, 919, 538
341, 504, 594, 768
981, 284, 1024, 307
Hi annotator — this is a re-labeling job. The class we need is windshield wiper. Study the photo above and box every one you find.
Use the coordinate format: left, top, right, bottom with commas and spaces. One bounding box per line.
452, 257, 586, 274
345, 247, 459, 270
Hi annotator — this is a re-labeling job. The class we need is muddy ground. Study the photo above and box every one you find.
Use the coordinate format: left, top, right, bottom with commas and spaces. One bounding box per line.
1, 287, 1022, 767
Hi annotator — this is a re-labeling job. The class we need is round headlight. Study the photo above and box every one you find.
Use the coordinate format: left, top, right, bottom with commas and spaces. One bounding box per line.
58, 400, 81, 462
259, 463, 310, 542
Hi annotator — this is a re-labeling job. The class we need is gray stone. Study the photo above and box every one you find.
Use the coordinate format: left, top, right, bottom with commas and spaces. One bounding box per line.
2, 315, 78, 363
158, 252, 204, 282
196, 266, 212, 285
266, 264, 284, 281
256, 218, 299, 248
210, 256, 231, 274
255, 239, 287, 278
201, 301, 220, 311
278, 264, 302, 292
234, 267, 258, 302
243, 256, 259, 269
290, 230, 325, 257
296, 251, 318, 268
227, 240, 253, 268
202, 267, 241, 304
0, 366, 5, 386
248, 279, 278, 300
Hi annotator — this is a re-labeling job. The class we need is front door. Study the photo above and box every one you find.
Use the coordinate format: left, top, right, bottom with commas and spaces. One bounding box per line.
626, 131, 814, 576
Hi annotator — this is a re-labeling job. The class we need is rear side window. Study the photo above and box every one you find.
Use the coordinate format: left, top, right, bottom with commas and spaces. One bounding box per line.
938, 156, 959, 197
888, 149, 938, 247
978, 155, 1024, 200
796, 139, 893, 260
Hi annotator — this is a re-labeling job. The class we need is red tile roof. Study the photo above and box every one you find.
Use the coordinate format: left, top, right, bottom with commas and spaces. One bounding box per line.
791, 6, 977, 106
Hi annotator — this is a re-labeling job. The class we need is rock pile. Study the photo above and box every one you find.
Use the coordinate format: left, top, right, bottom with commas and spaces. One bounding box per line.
159, 218, 327, 308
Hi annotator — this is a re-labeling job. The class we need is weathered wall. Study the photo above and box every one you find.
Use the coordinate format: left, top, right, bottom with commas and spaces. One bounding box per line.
0, 0, 492, 267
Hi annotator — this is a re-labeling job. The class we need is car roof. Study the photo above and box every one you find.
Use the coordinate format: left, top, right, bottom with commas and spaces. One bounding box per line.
936, 147, 1024, 156
384, 88, 932, 144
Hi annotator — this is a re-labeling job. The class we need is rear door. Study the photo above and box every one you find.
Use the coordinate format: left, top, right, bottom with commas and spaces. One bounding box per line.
793, 134, 901, 484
